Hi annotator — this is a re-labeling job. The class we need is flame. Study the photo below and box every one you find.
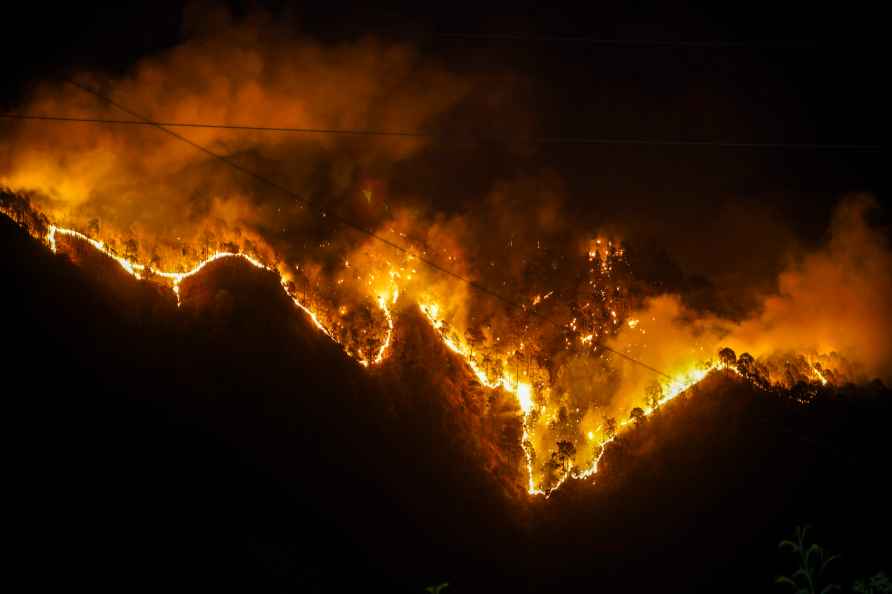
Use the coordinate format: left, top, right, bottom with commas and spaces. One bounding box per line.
49, 225, 146, 278
1, 200, 853, 499
564, 362, 721, 489
0, 17, 881, 503
812, 365, 829, 386
370, 288, 398, 366
43, 221, 348, 349
515, 382, 534, 414
419, 302, 507, 391
32, 209, 409, 371
419, 301, 545, 494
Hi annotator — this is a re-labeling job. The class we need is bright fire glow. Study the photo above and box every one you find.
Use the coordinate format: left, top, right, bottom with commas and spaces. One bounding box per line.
1, 205, 844, 499
44, 222, 348, 350
515, 382, 533, 414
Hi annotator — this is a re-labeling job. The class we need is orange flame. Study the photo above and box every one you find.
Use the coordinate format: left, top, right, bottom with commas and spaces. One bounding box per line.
0, 203, 852, 498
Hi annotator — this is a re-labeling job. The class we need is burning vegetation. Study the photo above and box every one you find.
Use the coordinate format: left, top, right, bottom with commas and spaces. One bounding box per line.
0, 16, 889, 498
3, 186, 887, 496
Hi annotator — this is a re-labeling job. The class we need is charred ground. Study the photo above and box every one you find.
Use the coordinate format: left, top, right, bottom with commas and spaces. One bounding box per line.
3, 216, 889, 593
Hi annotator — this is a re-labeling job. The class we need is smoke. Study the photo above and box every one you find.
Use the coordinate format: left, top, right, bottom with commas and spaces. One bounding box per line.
0, 12, 470, 268
2, 7, 889, 493
608, 194, 892, 416
606, 295, 724, 418
724, 195, 892, 381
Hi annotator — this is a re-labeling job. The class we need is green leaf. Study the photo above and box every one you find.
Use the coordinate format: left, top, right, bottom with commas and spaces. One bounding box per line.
793, 568, 811, 581
870, 572, 892, 593
806, 543, 823, 566
819, 554, 840, 575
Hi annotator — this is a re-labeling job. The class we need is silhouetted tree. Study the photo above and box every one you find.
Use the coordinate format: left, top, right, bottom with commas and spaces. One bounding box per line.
542, 454, 562, 487
645, 380, 663, 410
718, 347, 737, 367
556, 439, 576, 471
464, 325, 483, 364
630, 407, 645, 428
754, 361, 771, 388
603, 415, 617, 439
549, 406, 571, 436
737, 352, 755, 377
124, 238, 138, 261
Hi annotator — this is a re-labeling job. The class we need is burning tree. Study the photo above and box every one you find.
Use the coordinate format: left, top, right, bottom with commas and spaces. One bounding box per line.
0, 189, 50, 238
718, 347, 737, 368
603, 415, 617, 439
645, 380, 664, 411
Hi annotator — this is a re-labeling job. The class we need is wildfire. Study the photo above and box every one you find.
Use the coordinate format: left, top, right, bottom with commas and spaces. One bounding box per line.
43, 220, 348, 350
515, 382, 534, 414
0, 18, 880, 508
367, 287, 399, 366
419, 301, 544, 494
282, 279, 337, 339
1, 199, 849, 499
419, 303, 507, 391
24, 206, 406, 369
48, 225, 147, 279
812, 365, 829, 386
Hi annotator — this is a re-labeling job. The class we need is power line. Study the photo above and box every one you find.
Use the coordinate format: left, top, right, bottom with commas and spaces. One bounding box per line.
335, 30, 833, 49
0, 112, 881, 151
0, 113, 429, 138
536, 136, 882, 151
62, 77, 670, 379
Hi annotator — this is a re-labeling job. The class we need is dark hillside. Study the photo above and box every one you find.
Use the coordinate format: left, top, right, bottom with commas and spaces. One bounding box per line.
3, 216, 889, 593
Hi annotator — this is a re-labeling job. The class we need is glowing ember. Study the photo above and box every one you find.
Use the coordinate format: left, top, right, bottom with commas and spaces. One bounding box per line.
371, 289, 398, 365
516, 382, 534, 414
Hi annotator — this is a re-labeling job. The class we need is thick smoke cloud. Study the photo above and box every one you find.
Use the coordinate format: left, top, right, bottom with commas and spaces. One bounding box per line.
724, 195, 892, 380
0, 12, 470, 268
609, 194, 892, 417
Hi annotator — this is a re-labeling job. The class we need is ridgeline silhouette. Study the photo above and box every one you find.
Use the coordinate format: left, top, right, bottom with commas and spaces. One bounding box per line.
2, 215, 889, 593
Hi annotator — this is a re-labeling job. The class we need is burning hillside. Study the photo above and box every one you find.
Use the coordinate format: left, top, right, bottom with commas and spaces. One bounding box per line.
0, 15, 889, 499
4, 198, 890, 590
2, 185, 887, 496
2, 5, 890, 593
